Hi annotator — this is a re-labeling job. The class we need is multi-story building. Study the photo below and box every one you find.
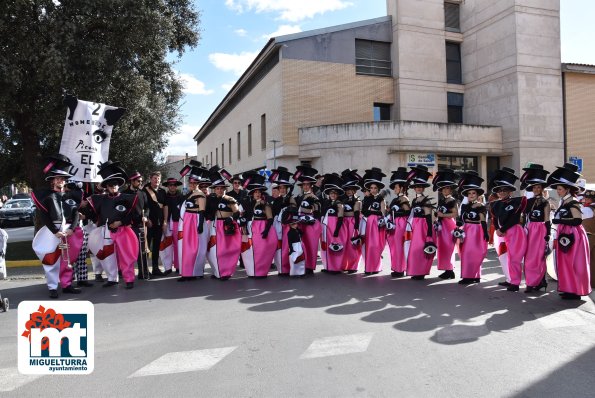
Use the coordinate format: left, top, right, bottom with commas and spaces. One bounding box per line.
194, 0, 564, 183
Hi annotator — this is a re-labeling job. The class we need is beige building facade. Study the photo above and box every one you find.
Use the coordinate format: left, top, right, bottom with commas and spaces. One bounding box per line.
563, 63, 595, 182
195, 0, 565, 184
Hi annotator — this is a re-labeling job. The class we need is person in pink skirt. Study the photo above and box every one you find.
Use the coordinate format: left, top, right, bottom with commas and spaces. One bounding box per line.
456, 171, 489, 284
406, 165, 436, 280
386, 167, 411, 278
432, 169, 459, 280
489, 167, 527, 292
340, 169, 363, 273
240, 171, 277, 278
361, 167, 388, 275
320, 173, 346, 274
548, 163, 592, 300
294, 165, 322, 275
206, 166, 241, 280
520, 164, 551, 293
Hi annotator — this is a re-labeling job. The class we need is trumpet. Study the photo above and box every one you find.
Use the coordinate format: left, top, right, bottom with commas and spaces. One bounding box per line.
58, 235, 73, 269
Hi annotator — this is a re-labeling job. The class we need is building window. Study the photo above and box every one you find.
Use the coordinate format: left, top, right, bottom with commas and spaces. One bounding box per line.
261, 114, 266, 150
444, 2, 460, 32
248, 124, 252, 156
228, 138, 232, 164
447, 92, 464, 123
438, 155, 477, 172
446, 42, 462, 84
237, 132, 241, 160
215, 148, 218, 165
355, 39, 392, 77
210, 152, 213, 167
221, 143, 225, 167
373, 103, 391, 121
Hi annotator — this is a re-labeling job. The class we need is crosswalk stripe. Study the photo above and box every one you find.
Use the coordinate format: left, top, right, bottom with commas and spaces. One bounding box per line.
128, 346, 238, 378
0, 367, 42, 392
300, 333, 374, 359
533, 309, 589, 329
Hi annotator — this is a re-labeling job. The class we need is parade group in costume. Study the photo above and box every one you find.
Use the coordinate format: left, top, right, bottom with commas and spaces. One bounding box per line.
32, 154, 592, 301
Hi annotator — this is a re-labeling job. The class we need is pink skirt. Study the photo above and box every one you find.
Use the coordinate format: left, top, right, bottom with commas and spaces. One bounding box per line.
387, 216, 410, 273
504, 224, 527, 286
111, 226, 139, 283
299, 220, 321, 270
524, 222, 547, 286
460, 223, 487, 279
437, 218, 457, 271
556, 224, 591, 296
341, 217, 361, 271
363, 215, 386, 273
208, 219, 241, 278
180, 213, 200, 277
249, 220, 277, 277
407, 217, 435, 276
322, 216, 347, 272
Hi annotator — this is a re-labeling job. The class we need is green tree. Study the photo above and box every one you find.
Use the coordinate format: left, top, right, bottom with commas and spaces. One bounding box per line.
0, 0, 200, 189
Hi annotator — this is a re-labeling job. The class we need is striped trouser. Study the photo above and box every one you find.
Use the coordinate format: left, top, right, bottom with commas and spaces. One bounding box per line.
74, 229, 89, 281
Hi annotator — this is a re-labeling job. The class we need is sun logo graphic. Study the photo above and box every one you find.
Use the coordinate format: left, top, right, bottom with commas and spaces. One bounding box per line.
18, 301, 94, 375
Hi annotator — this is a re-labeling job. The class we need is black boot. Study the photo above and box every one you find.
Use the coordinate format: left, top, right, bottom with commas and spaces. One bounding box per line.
560, 292, 581, 300
95, 274, 105, 282
347, 270, 358, 274
458, 278, 474, 285
534, 278, 548, 292
305, 269, 314, 275
49, 289, 59, 299
411, 275, 425, 280
103, 281, 118, 288
163, 269, 173, 275
125, 282, 134, 289
151, 267, 165, 277
77, 280, 93, 288
63, 285, 82, 294
391, 271, 405, 278
507, 284, 520, 292
438, 270, 456, 280
525, 286, 535, 293
498, 281, 511, 287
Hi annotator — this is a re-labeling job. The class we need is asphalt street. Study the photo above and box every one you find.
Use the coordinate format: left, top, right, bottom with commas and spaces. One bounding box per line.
1, 250, 595, 397
2, 226, 35, 243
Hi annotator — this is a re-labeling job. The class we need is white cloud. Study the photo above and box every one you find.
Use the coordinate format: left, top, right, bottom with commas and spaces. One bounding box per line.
225, 0, 353, 22
208, 51, 259, 76
165, 124, 201, 156
262, 24, 302, 39
178, 73, 214, 95
222, 82, 236, 91
234, 28, 248, 37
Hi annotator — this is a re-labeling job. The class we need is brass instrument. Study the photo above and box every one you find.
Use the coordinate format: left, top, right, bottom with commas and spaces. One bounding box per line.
58, 234, 73, 269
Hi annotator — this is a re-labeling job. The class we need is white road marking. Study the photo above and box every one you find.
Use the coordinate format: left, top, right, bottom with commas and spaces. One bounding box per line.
300, 333, 374, 359
129, 346, 238, 378
533, 309, 589, 329
0, 367, 42, 392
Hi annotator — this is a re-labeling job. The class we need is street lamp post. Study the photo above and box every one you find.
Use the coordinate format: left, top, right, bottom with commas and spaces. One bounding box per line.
270, 139, 280, 170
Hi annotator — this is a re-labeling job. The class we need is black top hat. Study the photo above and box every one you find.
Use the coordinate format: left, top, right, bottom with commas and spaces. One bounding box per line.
407, 165, 432, 188
43, 154, 74, 181
294, 165, 318, 184
458, 170, 485, 196
547, 163, 582, 190
432, 168, 458, 191
340, 169, 361, 190
363, 167, 386, 189
242, 171, 267, 193
270, 166, 293, 186
208, 165, 232, 188
231, 173, 243, 183
520, 163, 550, 190
180, 161, 210, 184
128, 171, 142, 181
322, 173, 345, 196
98, 160, 127, 188
389, 167, 409, 189
162, 177, 183, 187
281, 207, 300, 225
490, 167, 518, 193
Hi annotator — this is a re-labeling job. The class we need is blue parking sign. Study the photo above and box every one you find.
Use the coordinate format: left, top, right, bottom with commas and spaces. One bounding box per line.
569, 156, 583, 172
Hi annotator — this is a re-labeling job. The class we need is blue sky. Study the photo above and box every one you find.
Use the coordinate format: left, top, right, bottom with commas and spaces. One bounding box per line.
165, 0, 595, 156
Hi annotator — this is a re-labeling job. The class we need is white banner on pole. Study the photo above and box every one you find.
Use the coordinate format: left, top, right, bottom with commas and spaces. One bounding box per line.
59, 95, 125, 182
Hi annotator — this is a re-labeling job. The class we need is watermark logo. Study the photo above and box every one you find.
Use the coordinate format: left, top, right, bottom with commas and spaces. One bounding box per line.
18, 301, 94, 375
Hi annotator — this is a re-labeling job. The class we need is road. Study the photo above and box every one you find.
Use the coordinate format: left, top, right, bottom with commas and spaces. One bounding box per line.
3, 226, 34, 243
1, 251, 595, 397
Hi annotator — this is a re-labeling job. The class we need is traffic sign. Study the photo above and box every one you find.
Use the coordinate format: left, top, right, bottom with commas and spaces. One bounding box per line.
569, 156, 583, 172
258, 169, 272, 178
